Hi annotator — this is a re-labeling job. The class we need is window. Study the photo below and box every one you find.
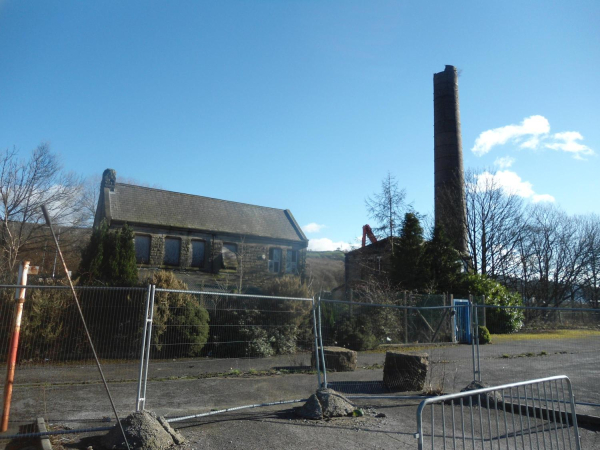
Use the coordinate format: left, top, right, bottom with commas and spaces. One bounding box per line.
134, 235, 151, 264
286, 250, 298, 274
222, 243, 238, 270
191, 240, 205, 268
163, 237, 181, 266
269, 248, 281, 273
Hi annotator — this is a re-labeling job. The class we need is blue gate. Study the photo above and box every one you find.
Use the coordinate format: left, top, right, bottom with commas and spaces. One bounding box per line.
453, 299, 471, 344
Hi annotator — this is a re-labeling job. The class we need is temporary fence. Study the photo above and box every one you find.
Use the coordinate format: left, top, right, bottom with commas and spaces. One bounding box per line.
314, 296, 477, 397
135, 288, 316, 416
0, 284, 149, 426
416, 375, 581, 449
314, 297, 600, 416
472, 304, 600, 410
2, 282, 600, 441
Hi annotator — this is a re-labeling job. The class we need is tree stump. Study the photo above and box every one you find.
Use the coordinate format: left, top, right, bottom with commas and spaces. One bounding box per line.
311, 346, 357, 372
383, 351, 429, 391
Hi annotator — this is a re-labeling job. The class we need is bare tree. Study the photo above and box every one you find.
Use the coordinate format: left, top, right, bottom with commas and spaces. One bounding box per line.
464, 168, 525, 278
365, 172, 408, 240
580, 214, 600, 307
517, 205, 588, 307
0, 144, 85, 276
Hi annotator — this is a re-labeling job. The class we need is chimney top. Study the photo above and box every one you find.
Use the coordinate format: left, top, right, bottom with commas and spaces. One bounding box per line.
101, 168, 116, 191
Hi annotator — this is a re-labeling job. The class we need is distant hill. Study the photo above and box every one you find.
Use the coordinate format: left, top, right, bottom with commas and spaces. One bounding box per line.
305, 251, 345, 291
306, 250, 346, 261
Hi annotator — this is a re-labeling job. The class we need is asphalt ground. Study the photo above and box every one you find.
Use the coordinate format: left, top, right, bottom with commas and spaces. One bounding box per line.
1, 337, 600, 448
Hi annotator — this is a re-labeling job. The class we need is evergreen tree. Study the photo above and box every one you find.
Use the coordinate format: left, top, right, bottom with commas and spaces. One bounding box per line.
393, 212, 428, 290
423, 226, 463, 293
365, 172, 407, 240
78, 221, 138, 286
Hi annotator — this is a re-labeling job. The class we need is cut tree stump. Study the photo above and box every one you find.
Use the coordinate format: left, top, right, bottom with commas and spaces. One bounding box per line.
383, 351, 429, 391
311, 346, 357, 372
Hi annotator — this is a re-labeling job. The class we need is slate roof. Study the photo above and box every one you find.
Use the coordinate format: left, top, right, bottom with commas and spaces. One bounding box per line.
105, 183, 308, 243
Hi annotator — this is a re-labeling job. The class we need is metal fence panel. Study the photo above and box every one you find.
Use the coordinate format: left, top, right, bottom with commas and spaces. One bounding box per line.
474, 305, 600, 412
0, 285, 148, 424
139, 289, 318, 418
416, 375, 581, 449
316, 297, 475, 397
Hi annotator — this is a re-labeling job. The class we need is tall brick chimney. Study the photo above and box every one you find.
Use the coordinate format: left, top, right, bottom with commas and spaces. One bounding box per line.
433, 65, 468, 256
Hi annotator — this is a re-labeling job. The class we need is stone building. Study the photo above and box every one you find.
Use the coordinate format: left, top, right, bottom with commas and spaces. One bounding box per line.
341, 237, 395, 299
94, 169, 308, 291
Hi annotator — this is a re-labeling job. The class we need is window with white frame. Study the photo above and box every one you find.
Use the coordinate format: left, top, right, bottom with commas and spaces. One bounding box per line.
268, 248, 281, 273
134, 235, 151, 264
163, 237, 181, 266
286, 249, 298, 274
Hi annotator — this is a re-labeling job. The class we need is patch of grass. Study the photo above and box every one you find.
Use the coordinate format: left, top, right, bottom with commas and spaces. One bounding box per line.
492, 329, 600, 342
498, 351, 549, 359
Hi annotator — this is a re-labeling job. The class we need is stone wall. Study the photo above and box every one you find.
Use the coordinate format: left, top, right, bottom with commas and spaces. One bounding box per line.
118, 223, 306, 291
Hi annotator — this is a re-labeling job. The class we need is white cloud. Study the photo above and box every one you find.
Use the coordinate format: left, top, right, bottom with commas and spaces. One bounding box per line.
494, 156, 515, 169
545, 131, 594, 160
302, 222, 326, 233
532, 194, 556, 203
472, 116, 595, 160
472, 115, 550, 156
308, 238, 353, 252
474, 170, 555, 203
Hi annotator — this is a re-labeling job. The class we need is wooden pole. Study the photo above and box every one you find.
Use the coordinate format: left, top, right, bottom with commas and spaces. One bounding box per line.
1, 261, 30, 432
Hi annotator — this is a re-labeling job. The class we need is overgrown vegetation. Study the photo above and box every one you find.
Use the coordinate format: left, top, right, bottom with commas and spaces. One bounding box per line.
78, 221, 138, 286
203, 276, 314, 358
458, 274, 524, 334
145, 271, 210, 358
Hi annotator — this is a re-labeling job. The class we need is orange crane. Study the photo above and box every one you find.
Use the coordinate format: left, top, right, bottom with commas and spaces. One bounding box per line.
362, 224, 378, 247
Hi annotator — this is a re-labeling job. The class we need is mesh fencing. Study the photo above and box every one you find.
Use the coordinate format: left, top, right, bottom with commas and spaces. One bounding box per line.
316, 297, 477, 397
139, 290, 318, 417
3, 282, 600, 434
0, 285, 148, 424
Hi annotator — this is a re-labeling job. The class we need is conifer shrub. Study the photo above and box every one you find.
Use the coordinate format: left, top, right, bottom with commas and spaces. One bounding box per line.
78, 221, 138, 286
146, 271, 209, 358
478, 325, 492, 344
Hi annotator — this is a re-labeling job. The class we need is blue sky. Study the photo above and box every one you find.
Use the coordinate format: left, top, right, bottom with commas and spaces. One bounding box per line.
1, 1, 598, 250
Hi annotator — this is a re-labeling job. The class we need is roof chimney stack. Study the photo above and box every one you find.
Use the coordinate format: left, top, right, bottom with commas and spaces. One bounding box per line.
101, 168, 116, 192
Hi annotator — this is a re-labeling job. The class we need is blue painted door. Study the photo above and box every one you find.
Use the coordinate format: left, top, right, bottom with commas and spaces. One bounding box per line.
453, 299, 471, 344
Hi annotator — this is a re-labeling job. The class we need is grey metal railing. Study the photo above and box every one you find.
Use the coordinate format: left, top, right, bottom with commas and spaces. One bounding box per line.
416, 375, 581, 449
